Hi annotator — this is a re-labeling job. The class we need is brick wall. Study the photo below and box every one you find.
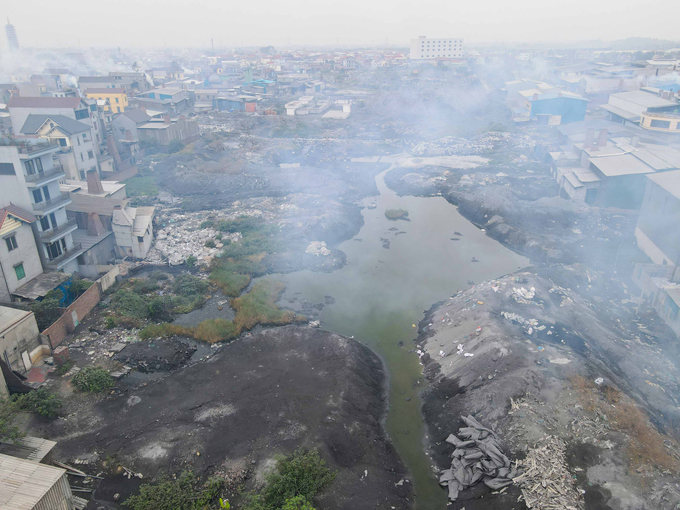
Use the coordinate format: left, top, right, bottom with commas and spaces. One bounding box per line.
44, 282, 102, 349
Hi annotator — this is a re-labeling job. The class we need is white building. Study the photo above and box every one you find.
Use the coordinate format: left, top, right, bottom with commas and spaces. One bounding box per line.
0, 144, 82, 274
112, 205, 155, 259
409, 36, 464, 60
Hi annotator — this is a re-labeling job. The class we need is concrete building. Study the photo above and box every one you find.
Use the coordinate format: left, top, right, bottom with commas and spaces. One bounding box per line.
519, 88, 589, 125
112, 205, 155, 259
602, 88, 679, 130
137, 115, 199, 146
0, 144, 82, 274
19, 114, 98, 181
410, 36, 464, 60
0, 205, 43, 302
136, 87, 190, 113
635, 170, 680, 266
0, 306, 42, 375
110, 109, 151, 153
84, 88, 128, 113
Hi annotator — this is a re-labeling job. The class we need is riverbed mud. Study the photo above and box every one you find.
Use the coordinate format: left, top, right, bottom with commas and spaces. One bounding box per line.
44, 327, 413, 510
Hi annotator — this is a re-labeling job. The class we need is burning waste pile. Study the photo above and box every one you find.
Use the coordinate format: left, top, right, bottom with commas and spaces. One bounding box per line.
439, 415, 518, 501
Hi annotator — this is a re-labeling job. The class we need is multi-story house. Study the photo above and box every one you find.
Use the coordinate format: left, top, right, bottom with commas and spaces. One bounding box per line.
0, 143, 82, 274
19, 114, 99, 181
84, 88, 128, 114
0, 204, 43, 302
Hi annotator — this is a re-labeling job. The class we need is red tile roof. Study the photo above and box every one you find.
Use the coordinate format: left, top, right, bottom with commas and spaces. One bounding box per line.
7, 96, 83, 109
0, 204, 36, 230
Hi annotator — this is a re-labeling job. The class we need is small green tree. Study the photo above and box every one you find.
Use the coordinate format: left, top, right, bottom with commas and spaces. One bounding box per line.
11, 388, 62, 418
0, 399, 23, 443
168, 140, 184, 153
185, 255, 197, 267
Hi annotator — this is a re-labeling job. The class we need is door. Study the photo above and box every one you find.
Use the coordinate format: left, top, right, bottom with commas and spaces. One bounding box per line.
21, 351, 32, 371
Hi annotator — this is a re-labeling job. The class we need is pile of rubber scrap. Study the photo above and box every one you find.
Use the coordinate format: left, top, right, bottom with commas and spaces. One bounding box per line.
512, 436, 584, 509
439, 415, 519, 501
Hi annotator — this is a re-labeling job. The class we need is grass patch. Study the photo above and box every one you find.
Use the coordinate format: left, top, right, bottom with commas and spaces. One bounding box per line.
55, 359, 74, 376
232, 281, 297, 331
123, 175, 159, 198
209, 266, 251, 297
385, 209, 409, 221
124, 470, 223, 510
569, 375, 679, 472
73, 367, 115, 393
140, 319, 238, 344
242, 449, 335, 510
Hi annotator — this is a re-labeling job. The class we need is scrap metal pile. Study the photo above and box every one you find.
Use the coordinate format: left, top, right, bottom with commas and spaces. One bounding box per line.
513, 436, 584, 510
439, 415, 518, 501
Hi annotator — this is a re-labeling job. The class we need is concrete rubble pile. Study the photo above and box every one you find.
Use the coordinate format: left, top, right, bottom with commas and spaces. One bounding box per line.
305, 241, 331, 256
512, 436, 584, 510
439, 415, 518, 501
147, 209, 247, 265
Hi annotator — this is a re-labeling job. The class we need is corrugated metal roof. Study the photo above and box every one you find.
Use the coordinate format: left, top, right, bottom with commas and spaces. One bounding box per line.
0, 437, 56, 463
647, 169, 680, 200
600, 103, 640, 121
573, 168, 601, 183
0, 453, 67, 510
590, 153, 655, 177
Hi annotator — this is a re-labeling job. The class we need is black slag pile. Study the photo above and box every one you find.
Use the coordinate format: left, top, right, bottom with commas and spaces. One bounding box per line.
439, 415, 518, 501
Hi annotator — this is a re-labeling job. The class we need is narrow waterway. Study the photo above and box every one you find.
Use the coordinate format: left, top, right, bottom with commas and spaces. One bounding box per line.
261, 160, 528, 509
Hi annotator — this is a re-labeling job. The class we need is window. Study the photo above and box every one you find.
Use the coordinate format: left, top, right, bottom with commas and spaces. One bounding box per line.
42, 185, 50, 200
117, 107, 121, 113
14, 263, 25, 280
115, 97, 119, 103
59, 138, 67, 147
80, 170, 85, 180
33, 188, 43, 203
5, 235, 17, 251
83, 134, 87, 139
137, 236, 144, 243
88, 150, 94, 159
25, 159, 35, 175
651, 119, 671, 129
46, 240, 63, 260
0, 163, 15, 176
81, 153, 85, 162
77, 137, 81, 146
75, 109, 88, 120
35, 158, 43, 172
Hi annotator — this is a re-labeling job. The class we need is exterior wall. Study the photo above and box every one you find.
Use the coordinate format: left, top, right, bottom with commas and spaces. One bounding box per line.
34, 472, 75, 510
410, 37, 464, 59
0, 146, 33, 210
0, 222, 43, 298
635, 179, 680, 264
9, 106, 78, 135
77, 235, 115, 278
0, 311, 41, 373
138, 119, 200, 146
530, 97, 588, 124
640, 113, 680, 133
43, 281, 101, 347
85, 91, 128, 113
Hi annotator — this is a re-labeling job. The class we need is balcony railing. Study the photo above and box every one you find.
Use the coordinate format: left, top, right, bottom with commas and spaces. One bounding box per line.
31, 192, 71, 213
24, 165, 66, 187
16, 142, 59, 155
46, 242, 83, 270
39, 218, 77, 243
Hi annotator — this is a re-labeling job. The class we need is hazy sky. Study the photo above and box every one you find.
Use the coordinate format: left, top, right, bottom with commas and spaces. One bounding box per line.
5, 0, 678, 49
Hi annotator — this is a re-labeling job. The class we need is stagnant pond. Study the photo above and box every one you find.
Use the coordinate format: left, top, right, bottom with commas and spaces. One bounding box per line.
260, 159, 528, 509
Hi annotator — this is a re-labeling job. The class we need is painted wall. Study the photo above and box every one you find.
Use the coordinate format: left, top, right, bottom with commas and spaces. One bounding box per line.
529, 97, 588, 124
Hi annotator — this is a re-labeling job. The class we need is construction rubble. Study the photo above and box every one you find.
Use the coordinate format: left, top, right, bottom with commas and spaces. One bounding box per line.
512, 436, 584, 510
439, 415, 518, 501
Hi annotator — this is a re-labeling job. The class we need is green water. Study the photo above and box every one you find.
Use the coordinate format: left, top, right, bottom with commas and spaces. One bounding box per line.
261, 161, 528, 509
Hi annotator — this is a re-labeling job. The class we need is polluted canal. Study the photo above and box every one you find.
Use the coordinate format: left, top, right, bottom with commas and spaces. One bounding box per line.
259, 158, 529, 510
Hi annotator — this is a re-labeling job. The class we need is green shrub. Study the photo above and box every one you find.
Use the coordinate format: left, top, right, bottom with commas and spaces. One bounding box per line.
0, 399, 23, 443
209, 267, 251, 297
205, 240, 216, 249
140, 318, 238, 344
200, 220, 215, 229
216, 233, 223, 240
72, 367, 115, 393
131, 279, 160, 295
55, 359, 75, 376
149, 271, 169, 282
104, 317, 117, 329
173, 274, 209, 297
11, 388, 62, 418
242, 449, 335, 510
70, 279, 94, 297
111, 290, 150, 318
185, 255, 197, 267
30, 292, 63, 330
124, 471, 223, 510
148, 296, 175, 322
168, 139, 184, 154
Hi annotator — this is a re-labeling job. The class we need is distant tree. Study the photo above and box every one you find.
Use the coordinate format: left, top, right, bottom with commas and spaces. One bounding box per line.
168, 140, 184, 153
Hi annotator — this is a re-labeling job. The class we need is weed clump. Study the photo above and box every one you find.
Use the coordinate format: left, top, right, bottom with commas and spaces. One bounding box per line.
242, 449, 335, 510
124, 471, 223, 510
72, 367, 115, 393
385, 209, 409, 221
11, 388, 62, 418
232, 281, 297, 331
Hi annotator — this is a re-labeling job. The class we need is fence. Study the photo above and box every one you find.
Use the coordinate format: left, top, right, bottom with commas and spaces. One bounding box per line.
42, 266, 119, 349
